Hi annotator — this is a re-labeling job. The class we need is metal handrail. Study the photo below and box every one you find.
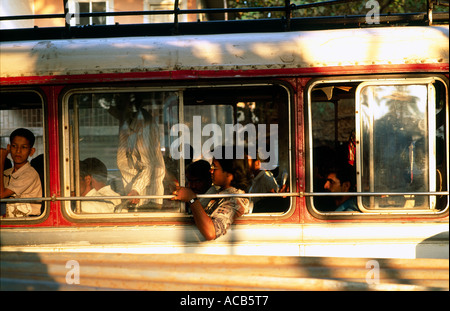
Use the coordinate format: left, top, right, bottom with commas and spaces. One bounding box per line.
1, 191, 448, 203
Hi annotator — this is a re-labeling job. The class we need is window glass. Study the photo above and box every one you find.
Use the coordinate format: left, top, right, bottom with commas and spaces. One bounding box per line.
0, 91, 45, 219
310, 83, 358, 212
67, 91, 179, 214
435, 81, 449, 211
309, 79, 448, 214
78, 1, 107, 25
359, 84, 430, 209
183, 86, 291, 214
65, 84, 292, 218
145, 3, 173, 23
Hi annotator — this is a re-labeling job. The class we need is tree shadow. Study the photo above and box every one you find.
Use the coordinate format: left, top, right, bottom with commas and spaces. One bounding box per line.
0, 251, 58, 291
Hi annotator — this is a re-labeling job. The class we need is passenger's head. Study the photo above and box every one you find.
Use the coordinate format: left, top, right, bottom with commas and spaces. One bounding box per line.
8, 128, 36, 166
186, 159, 212, 194
81, 158, 108, 190
247, 153, 262, 175
324, 164, 356, 193
79, 160, 92, 196
10, 128, 35, 148
211, 146, 251, 191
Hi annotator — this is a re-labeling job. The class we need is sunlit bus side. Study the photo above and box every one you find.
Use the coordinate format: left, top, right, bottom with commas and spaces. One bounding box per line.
0, 25, 448, 259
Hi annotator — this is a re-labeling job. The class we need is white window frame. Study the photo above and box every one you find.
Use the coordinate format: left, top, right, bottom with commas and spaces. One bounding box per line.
68, 0, 114, 26
143, 0, 188, 23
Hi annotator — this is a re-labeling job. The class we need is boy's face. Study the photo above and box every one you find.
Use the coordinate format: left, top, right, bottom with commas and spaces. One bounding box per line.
8, 136, 35, 167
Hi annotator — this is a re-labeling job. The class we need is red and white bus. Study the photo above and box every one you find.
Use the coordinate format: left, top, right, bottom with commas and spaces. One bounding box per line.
1, 7, 448, 259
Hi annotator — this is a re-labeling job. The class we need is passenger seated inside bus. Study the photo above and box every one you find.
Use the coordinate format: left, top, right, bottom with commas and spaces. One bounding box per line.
30, 154, 45, 214
185, 159, 218, 209
78, 158, 121, 213
30, 154, 44, 195
247, 152, 289, 213
323, 164, 359, 212
171, 145, 251, 240
1, 128, 42, 218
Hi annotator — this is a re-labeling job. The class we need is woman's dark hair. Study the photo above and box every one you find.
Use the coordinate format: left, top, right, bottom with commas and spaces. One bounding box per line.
213, 145, 251, 191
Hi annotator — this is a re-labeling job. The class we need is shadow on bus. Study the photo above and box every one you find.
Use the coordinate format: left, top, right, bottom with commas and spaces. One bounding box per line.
289, 255, 448, 290
0, 251, 60, 291
1, 248, 448, 290
416, 231, 449, 259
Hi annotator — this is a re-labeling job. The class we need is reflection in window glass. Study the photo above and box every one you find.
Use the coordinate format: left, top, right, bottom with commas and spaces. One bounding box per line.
434, 81, 449, 211
68, 91, 179, 213
359, 85, 430, 209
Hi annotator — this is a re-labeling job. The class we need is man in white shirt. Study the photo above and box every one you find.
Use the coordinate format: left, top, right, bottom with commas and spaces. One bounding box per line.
79, 158, 121, 213
109, 95, 165, 208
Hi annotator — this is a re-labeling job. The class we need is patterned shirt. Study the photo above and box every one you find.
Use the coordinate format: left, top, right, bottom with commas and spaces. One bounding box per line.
205, 187, 249, 239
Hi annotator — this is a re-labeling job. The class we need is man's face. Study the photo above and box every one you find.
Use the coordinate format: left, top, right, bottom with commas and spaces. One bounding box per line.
79, 175, 92, 196
324, 173, 344, 193
186, 174, 210, 194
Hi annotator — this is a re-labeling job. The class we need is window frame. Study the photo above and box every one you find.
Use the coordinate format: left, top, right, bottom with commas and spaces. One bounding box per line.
61, 82, 295, 222
62, 86, 185, 221
306, 75, 449, 218
68, 0, 114, 26
355, 79, 437, 213
0, 88, 48, 223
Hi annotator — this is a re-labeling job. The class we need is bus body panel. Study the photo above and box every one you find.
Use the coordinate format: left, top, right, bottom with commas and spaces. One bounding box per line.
0, 222, 447, 259
1, 26, 448, 81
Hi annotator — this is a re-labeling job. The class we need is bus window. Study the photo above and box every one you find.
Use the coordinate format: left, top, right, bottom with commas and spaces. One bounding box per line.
309, 83, 358, 212
183, 85, 292, 214
0, 91, 46, 219
308, 78, 448, 214
63, 84, 292, 219
66, 91, 180, 214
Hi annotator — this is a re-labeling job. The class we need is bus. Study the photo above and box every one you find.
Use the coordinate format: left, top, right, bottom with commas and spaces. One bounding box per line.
1, 1, 448, 260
